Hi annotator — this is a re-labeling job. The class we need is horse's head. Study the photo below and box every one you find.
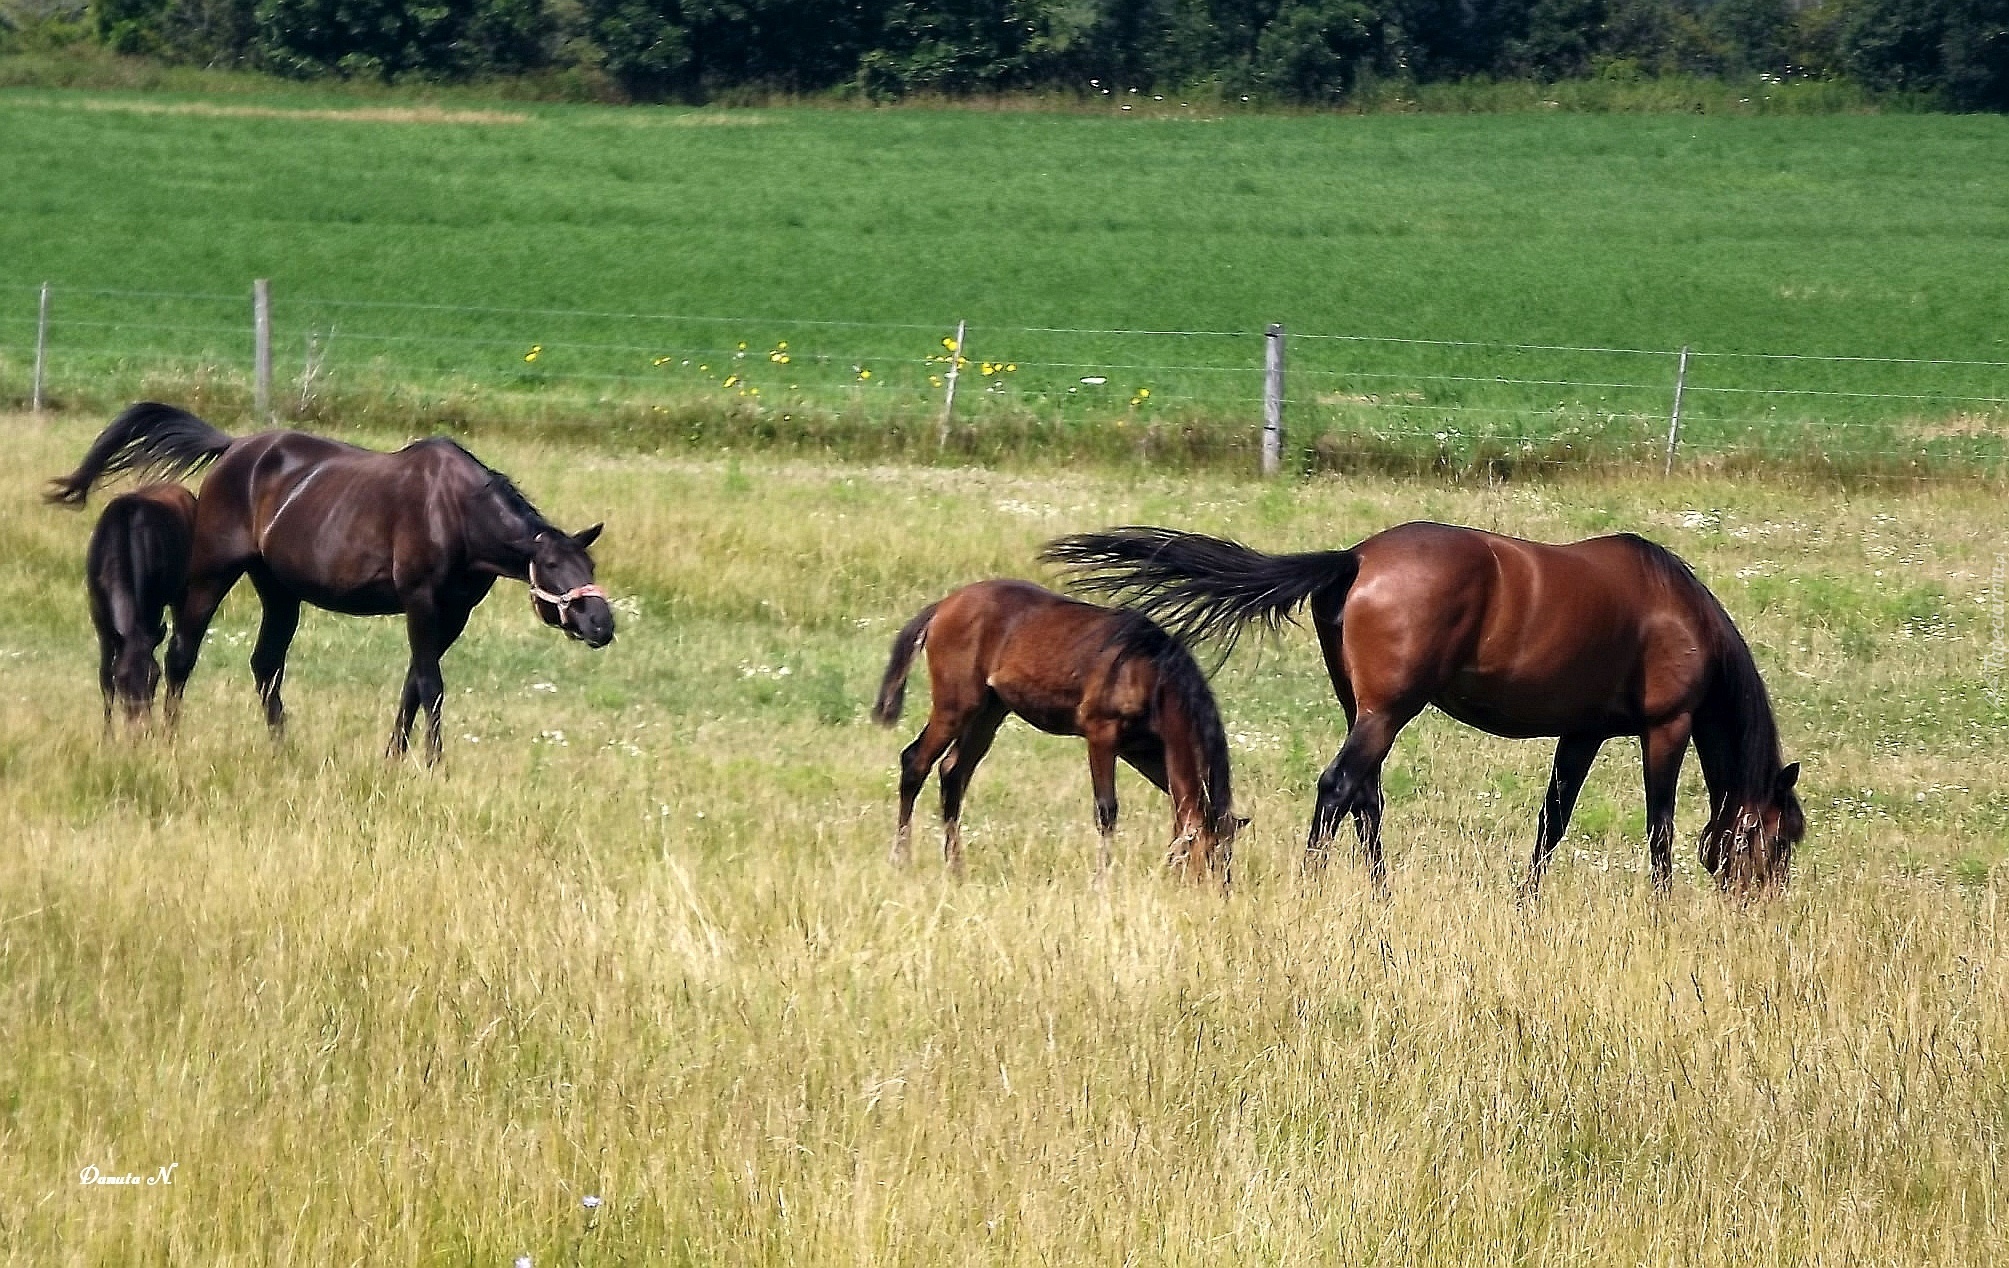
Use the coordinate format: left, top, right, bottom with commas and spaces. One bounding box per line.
111, 637, 163, 723
528, 523, 614, 648
1701, 762, 1803, 894
1172, 812, 1249, 890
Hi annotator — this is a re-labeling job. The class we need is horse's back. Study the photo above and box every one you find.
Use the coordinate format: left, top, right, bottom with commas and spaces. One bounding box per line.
1345, 522, 1718, 736
1351, 521, 1703, 619
931, 579, 1081, 665
190, 431, 479, 613
924, 580, 1131, 729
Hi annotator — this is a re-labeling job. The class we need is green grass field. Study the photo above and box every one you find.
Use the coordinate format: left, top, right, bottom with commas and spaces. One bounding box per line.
1, 90, 2007, 470
3, 415, 2006, 1262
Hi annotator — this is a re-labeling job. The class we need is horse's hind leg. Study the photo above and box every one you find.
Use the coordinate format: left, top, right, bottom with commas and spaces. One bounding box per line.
937, 697, 1007, 879
1521, 734, 1603, 903
1086, 722, 1122, 883
1641, 716, 1693, 896
248, 580, 300, 739
1307, 705, 1416, 889
894, 713, 959, 868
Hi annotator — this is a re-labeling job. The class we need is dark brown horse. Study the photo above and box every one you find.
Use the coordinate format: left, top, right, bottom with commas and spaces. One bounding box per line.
1044, 523, 1803, 896
82, 482, 197, 727
872, 579, 1243, 884
49, 402, 613, 763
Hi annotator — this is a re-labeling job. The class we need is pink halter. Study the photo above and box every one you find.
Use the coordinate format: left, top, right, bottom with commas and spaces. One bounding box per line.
528, 562, 608, 615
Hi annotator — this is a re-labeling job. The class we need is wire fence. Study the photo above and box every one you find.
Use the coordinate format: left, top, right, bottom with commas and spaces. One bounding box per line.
5, 282, 2006, 475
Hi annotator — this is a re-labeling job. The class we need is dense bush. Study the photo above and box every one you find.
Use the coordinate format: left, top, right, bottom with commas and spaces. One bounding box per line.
8, 0, 1999, 106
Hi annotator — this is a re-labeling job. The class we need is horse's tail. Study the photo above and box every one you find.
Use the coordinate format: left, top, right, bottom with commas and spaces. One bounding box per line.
89, 505, 144, 643
1042, 526, 1358, 654
871, 600, 941, 726
46, 402, 235, 506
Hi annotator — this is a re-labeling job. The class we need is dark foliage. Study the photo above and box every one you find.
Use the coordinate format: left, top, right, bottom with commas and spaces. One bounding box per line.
53, 0, 2009, 106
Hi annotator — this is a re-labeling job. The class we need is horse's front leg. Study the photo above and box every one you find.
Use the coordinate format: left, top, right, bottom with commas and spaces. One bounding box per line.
390, 597, 449, 765
164, 567, 244, 730
1641, 715, 1694, 895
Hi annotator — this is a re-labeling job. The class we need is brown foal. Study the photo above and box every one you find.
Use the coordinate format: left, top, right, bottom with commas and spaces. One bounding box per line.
873, 579, 1242, 884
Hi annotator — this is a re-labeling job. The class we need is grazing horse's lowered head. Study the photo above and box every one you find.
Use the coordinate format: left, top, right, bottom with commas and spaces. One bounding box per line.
1702, 761, 1803, 894
525, 523, 613, 647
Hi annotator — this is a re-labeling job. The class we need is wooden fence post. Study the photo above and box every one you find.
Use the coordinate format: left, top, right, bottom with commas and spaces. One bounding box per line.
254, 278, 273, 422
32, 282, 50, 414
1663, 345, 1690, 477
1261, 323, 1286, 477
938, 319, 966, 446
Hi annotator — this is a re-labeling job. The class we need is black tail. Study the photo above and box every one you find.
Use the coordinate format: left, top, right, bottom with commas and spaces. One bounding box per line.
46, 402, 234, 506
1042, 526, 1359, 654
871, 601, 941, 726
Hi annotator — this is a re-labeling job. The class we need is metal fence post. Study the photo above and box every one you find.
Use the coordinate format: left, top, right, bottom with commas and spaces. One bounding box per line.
1664, 345, 1690, 476
1261, 323, 1286, 477
254, 278, 273, 422
937, 319, 966, 445
32, 282, 50, 413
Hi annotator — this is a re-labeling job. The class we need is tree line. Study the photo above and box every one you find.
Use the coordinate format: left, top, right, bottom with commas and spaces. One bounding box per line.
16, 0, 2009, 108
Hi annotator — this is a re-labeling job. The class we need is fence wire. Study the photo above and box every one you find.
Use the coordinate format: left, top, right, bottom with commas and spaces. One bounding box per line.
4, 283, 2005, 473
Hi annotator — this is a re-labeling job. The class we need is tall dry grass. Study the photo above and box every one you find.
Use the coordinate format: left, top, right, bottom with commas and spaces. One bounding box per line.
0, 416, 2003, 1263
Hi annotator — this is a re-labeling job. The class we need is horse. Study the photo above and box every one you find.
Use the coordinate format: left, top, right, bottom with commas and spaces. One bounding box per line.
1043, 523, 1803, 897
872, 579, 1244, 885
82, 482, 198, 728
48, 402, 614, 763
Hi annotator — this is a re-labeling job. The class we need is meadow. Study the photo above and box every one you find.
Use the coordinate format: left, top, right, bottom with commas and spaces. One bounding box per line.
1, 90, 2008, 470
2, 415, 2005, 1262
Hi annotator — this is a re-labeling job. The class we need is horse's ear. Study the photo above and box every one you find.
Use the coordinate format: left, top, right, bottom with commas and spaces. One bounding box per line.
1774, 762, 1800, 795
572, 523, 604, 550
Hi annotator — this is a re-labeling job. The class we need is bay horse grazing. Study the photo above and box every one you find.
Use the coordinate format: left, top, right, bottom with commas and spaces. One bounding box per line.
872, 579, 1243, 884
48, 402, 613, 763
1044, 524, 1803, 897
83, 482, 197, 727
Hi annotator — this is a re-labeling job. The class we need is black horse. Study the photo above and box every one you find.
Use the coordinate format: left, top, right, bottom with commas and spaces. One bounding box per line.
50, 402, 614, 762
84, 482, 197, 728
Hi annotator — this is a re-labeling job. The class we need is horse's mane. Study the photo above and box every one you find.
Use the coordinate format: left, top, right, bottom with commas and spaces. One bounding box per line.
1101, 609, 1236, 838
1623, 533, 1782, 804
422, 439, 554, 534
